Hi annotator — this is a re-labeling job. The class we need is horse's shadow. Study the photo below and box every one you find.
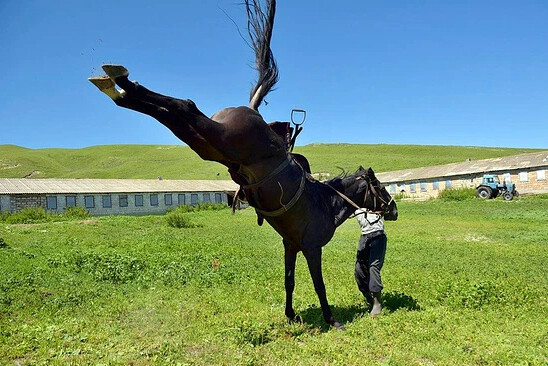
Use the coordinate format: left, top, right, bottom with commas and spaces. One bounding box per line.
299, 291, 422, 332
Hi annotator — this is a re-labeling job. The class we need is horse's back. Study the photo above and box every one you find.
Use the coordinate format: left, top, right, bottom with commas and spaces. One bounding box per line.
211, 106, 286, 163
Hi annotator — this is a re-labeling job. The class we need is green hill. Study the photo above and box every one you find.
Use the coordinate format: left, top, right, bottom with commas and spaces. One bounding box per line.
0, 144, 543, 179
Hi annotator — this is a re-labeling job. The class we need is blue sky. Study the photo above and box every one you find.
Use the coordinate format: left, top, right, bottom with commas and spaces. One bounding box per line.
1, 0, 547, 149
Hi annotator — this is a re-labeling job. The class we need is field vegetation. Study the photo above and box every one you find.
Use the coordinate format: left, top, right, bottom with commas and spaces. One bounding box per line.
1, 195, 547, 365
0, 144, 542, 179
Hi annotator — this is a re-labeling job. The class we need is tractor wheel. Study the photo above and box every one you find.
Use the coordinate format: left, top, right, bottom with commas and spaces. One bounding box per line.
503, 192, 513, 201
477, 186, 492, 199
514, 190, 519, 197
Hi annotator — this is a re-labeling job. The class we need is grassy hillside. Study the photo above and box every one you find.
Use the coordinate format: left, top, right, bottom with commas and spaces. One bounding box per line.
0, 144, 543, 179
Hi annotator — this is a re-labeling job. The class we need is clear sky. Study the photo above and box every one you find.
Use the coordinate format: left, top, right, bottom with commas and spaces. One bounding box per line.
1, 0, 547, 149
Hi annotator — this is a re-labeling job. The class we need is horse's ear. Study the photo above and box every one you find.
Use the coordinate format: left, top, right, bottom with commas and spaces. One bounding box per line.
358, 165, 365, 171
367, 167, 376, 177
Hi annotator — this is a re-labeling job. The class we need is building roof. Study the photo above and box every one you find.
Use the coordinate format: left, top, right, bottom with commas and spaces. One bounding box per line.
0, 178, 238, 195
377, 151, 548, 183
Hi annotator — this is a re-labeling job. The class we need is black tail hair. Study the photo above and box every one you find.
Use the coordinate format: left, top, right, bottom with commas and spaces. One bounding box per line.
246, 0, 279, 111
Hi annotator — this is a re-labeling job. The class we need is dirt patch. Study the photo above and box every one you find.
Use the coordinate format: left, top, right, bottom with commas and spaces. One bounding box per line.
11, 223, 42, 228
1, 163, 21, 170
23, 170, 40, 178
464, 234, 491, 243
76, 219, 99, 225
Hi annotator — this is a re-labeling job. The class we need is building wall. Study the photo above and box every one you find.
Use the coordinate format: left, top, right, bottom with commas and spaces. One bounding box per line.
0, 191, 230, 215
386, 166, 548, 200
9, 195, 46, 212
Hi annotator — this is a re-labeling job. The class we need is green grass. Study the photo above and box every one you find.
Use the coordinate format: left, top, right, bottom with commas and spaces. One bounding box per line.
0, 144, 543, 179
1, 196, 547, 365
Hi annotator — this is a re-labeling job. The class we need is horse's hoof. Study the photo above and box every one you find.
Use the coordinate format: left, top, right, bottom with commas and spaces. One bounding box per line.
89, 76, 114, 89
88, 76, 124, 100
102, 64, 129, 80
288, 315, 303, 324
332, 321, 345, 331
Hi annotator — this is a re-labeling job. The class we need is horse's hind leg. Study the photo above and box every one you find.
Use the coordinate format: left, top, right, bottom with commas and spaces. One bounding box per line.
99, 65, 230, 149
89, 73, 228, 164
303, 248, 345, 331
284, 242, 300, 323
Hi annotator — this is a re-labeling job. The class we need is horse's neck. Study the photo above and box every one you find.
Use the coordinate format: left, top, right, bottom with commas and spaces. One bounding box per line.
329, 186, 359, 227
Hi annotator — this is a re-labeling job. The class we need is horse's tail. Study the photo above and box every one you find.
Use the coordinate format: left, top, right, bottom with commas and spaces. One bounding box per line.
246, 0, 279, 111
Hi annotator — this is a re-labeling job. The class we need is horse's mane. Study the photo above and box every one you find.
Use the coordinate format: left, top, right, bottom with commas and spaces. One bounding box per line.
325, 166, 367, 190
246, 0, 279, 111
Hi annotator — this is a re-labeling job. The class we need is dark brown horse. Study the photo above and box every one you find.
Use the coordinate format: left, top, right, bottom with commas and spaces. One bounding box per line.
89, 0, 398, 330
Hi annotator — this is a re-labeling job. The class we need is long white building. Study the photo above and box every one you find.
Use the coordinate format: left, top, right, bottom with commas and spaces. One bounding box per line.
0, 178, 238, 215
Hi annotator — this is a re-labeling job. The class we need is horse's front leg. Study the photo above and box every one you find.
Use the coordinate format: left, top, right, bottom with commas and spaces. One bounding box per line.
303, 247, 345, 331
283, 242, 300, 323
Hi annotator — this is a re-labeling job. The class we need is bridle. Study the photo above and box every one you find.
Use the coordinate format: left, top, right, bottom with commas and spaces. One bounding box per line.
359, 175, 393, 215
327, 173, 393, 218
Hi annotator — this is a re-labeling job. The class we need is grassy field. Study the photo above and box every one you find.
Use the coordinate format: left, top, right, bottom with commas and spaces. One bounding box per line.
0, 144, 543, 179
1, 196, 547, 365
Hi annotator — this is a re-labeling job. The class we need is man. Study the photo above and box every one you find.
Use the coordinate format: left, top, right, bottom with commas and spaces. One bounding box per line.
354, 208, 387, 317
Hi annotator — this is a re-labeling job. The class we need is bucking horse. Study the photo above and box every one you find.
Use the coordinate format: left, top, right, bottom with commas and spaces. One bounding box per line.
89, 0, 398, 330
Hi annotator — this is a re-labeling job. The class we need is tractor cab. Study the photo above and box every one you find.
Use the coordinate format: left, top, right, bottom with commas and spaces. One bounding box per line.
483, 175, 500, 185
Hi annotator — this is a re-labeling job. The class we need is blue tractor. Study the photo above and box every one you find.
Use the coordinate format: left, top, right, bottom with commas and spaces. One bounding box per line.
476, 174, 519, 201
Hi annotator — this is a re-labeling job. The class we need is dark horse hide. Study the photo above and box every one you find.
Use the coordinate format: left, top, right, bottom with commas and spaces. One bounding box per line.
89, 0, 398, 330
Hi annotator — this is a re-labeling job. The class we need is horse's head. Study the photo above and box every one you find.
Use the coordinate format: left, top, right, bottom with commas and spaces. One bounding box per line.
341, 166, 398, 221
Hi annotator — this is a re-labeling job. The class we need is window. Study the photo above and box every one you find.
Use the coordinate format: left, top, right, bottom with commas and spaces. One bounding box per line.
66, 196, 76, 208
119, 195, 128, 207
203, 193, 211, 203
150, 194, 159, 206
433, 180, 439, 190
446, 180, 452, 189
389, 184, 396, 194
178, 194, 185, 205
215, 193, 222, 203
420, 182, 427, 192
398, 183, 405, 193
84, 195, 94, 209
46, 196, 57, 210
165, 194, 173, 206
410, 183, 416, 193
102, 195, 112, 208
519, 171, 528, 182
537, 169, 546, 181
191, 194, 198, 206
135, 195, 143, 207
503, 173, 512, 183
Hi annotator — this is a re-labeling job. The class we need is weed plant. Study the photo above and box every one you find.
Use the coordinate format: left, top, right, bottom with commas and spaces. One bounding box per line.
62, 206, 91, 219
167, 202, 228, 213
438, 187, 476, 201
0, 206, 90, 224
165, 212, 199, 228
165, 203, 227, 228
